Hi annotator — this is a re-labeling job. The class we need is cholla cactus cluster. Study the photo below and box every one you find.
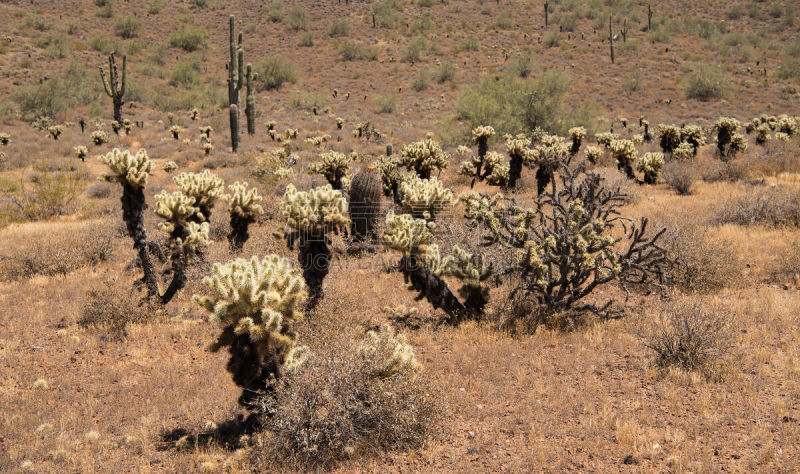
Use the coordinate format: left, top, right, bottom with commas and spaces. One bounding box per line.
637, 152, 665, 184
679, 125, 705, 154
91, 130, 109, 145
123, 119, 132, 134
482, 151, 510, 186
657, 124, 681, 154
595, 132, 617, 147
155, 190, 201, 233
200, 126, 213, 139
174, 170, 225, 221
585, 145, 603, 164
304, 135, 331, 147
307, 151, 351, 190
472, 125, 495, 155
280, 184, 349, 236
399, 137, 449, 179
755, 123, 771, 145
608, 139, 637, 178
0, 132, 9, 145
111, 120, 121, 134
400, 175, 456, 220
673, 142, 694, 160
163, 161, 178, 172
505, 134, 534, 188
224, 181, 264, 251
189, 108, 199, 120
74, 146, 89, 161
383, 211, 434, 256
99, 148, 153, 187
47, 125, 63, 140
253, 146, 297, 183
569, 126, 586, 154
713, 117, 741, 158
202, 142, 214, 155
194, 255, 308, 406
374, 155, 401, 197
358, 325, 421, 378
169, 125, 183, 140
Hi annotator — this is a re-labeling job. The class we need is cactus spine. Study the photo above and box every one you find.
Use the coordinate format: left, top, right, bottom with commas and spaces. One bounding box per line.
348, 167, 382, 242
99, 52, 127, 124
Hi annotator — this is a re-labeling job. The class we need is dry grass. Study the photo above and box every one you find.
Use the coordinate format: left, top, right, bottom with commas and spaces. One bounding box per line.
714, 186, 800, 228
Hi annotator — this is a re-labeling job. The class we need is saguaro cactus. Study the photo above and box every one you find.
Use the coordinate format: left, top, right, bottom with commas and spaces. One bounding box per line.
280, 184, 349, 306
648, 4, 652, 31
348, 167, 382, 242
544, 1, 549, 27
194, 256, 309, 408
230, 104, 240, 152
609, 15, 615, 64
245, 63, 255, 135
227, 15, 244, 151
99, 52, 127, 124
98, 149, 158, 299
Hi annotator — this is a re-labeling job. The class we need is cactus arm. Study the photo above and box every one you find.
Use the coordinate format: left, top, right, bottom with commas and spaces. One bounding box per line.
119, 55, 127, 98
99, 66, 113, 97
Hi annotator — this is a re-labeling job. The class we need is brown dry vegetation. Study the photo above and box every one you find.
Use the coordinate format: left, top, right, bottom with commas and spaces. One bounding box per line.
2, 0, 800, 471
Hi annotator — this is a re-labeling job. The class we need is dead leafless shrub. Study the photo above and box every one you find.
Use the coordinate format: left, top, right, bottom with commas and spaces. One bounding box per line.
644, 301, 732, 378
593, 166, 640, 204
663, 161, 697, 195
79, 282, 157, 336
656, 217, 741, 293
84, 180, 114, 199
746, 140, 800, 177
701, 160, 749, 182
715, 187, 800, 227
251, 343, 443, 471
0, 220, 115, 280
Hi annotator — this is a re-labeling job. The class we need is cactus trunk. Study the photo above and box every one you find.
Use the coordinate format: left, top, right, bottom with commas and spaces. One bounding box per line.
245, 64, 255, 135
228, 212, 255, 252
230, 104, 240, 152
609, 15, 615, 64
508, 154, 523, 188
399, 255, 469, 323
299, 237, 330, 308
120, 183, 159, 300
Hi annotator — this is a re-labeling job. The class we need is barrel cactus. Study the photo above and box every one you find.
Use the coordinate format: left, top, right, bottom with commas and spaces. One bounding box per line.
194, 255, 309, 408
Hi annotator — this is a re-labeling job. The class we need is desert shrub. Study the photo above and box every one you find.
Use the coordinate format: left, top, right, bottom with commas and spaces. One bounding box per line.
79, 283, 156, 336
148, 0, 166, 14
338, 41, 379, 61
456, 70, 571, 136
405, 36, 427, 62
373, 0, 403, 28
298, 32, 314, 47
285, 5, 307, 30
168, 26, 208, 52
656, 217, 740, 293
506, 52, 534, 78
0, 170, 83, 222
114, 16, 142, 39
253, 57, 298, 91
253, 327, 441, 471
592, 167, 640, 204
411, 69, 430, 91
459, 36, 480, 52
287, 88, 327, 111
23, 14, 52, 31
663, 161, 697, 195
374, 94, 397, 114
543, 31, 561, 48
496, 10, 513, 29
434, 62, 457, 83
170, 60, 200, 86
701, 160, 749, 182
643, 301, 732, 378
715, 187, 800, 227
328, 20, 350, 37
684, 65, 729, 101
0, 220, 115, 281
775, 60, 800, 80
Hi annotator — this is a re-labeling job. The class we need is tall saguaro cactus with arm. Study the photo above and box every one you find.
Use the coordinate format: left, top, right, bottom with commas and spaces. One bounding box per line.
609, 15, 615, 64
227, 15, 244, 151
99, 52, 126, 124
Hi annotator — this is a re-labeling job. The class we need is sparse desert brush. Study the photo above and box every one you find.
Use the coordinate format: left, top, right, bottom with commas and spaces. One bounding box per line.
714, 187, 800, 228
643, 300, 733, 379
307, 151, 351, 190
80, 281, 157, 337
684, 65, 729, 101
279, 184, 349, 305
0, 220, 115, 281
400, 175, 456, 220
461, 162, 668, 332
0, 169, 83, 222
593, 166, 640, 204
663, 161, 697, 195
253, 326, 441, 471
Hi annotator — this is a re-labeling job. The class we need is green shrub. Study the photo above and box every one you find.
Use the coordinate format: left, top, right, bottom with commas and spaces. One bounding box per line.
775, 60, 800, 80
96, 4, 114, 18
543, 31, 560, 48
405, 36, 427, 62
12, 62, 96, 117
459, 36, 480, 52
35, 33, 69, 59
23, 14, 51, 31
285, 5, 307, 30
147, 0, 166, 14
434, 62, 457, 83
268, 2, 284, 22
88, 35, 119, 54
374, 0, 403, 28
684, 65, 729, 101
298, 32, 314, 47
456, 70, 571, 136
168, 26, 208, 51
288, 88, 327, 111
374, 94, 397, 113
410, 13, 433, 33
338, 41, 379, 61
254, 57, 298, 90
114, 15, 142, 39
170, 59, 200, 86
411, 69, 430, 91
496, 10, 513, 29
328, 20, 350, 37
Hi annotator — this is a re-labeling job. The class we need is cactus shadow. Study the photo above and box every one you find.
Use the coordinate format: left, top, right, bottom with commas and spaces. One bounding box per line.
157, 413, 261, 452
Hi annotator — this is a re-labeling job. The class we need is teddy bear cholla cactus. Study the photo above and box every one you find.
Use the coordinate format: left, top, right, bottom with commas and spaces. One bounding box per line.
373, 155, 401, 200
679, 125, 705, 155
637, 152, 664, 184
569, 126, 586, 155
608, 139, 637, 179
194, 255, 309, 408
527, 134, 570, 194
594, 132, 617, 147
400, 175, 456, 220
169, 125, 183, 140
223, 181, 263, 251
0, 132, 9, 145
505, 134, 533, 188
280, 184, 349, 305
383, 212, 491, 322
307, 151, 350, 190
304, 135, 331, 147
174, 170, 225, 223
755, 123, 771, 145
399, 137, 449, 179
74, 146, 89, 161
91, 130, 109, 146
673, 142, 694, 160
47, 125, 63, 140
713, 117, 741, 159
99, 148, 160, 300
585, 145, 603, 164
358, 325, 421, 378
657, 124, 681, 154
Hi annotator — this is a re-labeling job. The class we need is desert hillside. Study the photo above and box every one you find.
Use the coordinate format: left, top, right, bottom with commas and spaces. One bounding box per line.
1, 0, 800, 471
